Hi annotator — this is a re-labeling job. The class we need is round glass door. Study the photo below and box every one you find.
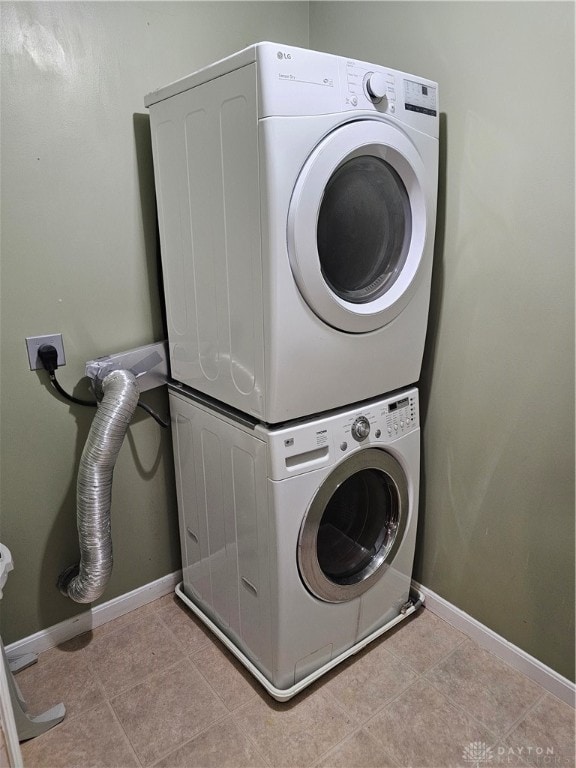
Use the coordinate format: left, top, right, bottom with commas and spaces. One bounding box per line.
317, 156, 411, 304
288, 119, 429, 333
297, 449, 409, 603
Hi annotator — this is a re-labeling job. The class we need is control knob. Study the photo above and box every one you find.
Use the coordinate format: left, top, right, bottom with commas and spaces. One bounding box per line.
351, 416, 371, 441
365, 72, 387, 102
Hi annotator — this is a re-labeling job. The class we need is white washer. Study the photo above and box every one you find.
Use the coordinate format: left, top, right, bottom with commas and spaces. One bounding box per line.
146, 43, 439, 424
169, 384, 421, 699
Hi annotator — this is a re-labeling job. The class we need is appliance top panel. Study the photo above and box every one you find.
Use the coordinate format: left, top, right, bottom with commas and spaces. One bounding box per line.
262, 387, 419, 481
144, 42, 438, 135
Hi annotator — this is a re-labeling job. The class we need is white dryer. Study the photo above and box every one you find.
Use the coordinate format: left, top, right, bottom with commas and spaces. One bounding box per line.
169, 384, 421, 699
146, 43, 439, 423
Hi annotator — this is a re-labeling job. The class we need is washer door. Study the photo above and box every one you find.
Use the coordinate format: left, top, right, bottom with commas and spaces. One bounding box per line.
297, 449, 409, 603
287, 120, 428, 333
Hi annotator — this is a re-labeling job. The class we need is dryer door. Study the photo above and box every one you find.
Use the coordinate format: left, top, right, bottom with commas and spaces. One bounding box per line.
297, 448, 409, 603
287, 119, 429, 333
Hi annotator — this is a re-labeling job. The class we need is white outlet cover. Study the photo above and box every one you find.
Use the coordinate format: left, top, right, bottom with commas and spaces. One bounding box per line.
26, 334, 66, 371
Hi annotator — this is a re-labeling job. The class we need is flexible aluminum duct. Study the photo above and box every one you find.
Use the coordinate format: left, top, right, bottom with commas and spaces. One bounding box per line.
60, 369, 140, 603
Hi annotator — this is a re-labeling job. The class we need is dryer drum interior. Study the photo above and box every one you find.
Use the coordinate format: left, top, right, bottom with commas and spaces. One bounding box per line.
298, 448, 409, 603
317, 155, 412, 304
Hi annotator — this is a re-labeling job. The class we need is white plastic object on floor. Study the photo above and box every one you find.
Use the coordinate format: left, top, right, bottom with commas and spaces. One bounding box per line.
0, 544, 65, 744
0, 545, 13, 600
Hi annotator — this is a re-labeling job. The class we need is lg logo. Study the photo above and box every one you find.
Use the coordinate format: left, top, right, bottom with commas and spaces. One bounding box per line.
277, 51, 292, 60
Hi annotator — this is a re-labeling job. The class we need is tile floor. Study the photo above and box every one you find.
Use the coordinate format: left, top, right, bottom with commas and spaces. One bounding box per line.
15, 594, 575, 768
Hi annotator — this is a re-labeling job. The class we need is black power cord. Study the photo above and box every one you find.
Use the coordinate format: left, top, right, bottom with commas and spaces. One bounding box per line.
39, 345, 98, 407
38, 344, 170, 428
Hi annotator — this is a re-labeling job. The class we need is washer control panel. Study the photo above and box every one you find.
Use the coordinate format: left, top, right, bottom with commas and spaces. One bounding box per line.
384, 395, 417, 437
336, 393, 418, 452
266, 388, 419, 479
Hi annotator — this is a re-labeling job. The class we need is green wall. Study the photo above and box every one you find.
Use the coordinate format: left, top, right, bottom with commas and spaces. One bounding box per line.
0, 2, 309, 643
310, 1, 575, 680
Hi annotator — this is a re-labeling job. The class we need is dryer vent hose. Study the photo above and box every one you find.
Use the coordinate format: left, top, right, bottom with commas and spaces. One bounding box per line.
57, 369, 140, 604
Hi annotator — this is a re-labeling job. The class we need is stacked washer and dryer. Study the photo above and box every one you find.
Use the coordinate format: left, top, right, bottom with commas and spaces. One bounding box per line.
145, 43, 438, 700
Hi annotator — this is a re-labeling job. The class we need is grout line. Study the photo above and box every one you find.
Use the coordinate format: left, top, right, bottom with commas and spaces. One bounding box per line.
147, 708, 232, 768
107, 656, 188, 703
420, 676, 505, 752
495, 689, 548, 744
21, 699, 101, 735
383, 629, 469, 677
185, 639, 261, 712
20, 699, 146, 768
311, 723, 404, 768
361, 675, 424, 729
421, 667, 531, 751
543, 688, 576, 709
361, 672, 503, 756
155, 606, 214, 658
105, 699, 146, 768
307, 723, 363, 768
305, 692, 364, 766
228, 708, 274, 768
106, 656, 238, 767
309, 647, 418, 728
407, 633, 470, 679
92, 666, 110, 709
421, 637, 550, 742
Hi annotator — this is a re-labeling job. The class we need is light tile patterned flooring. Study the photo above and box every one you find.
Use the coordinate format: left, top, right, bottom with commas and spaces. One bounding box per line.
16, 594, 575, 767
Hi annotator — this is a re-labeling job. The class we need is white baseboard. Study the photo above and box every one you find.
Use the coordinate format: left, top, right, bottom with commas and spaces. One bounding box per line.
5, 571, 181, 660
5, 572, 574, 709
415, 582, 575, 708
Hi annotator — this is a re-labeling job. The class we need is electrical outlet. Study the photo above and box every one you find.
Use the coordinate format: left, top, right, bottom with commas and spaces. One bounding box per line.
26, 334, 66, 371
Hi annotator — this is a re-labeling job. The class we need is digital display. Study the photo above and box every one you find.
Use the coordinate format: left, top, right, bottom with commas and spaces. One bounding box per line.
404, 79, 437, 117
389, 397, 409, 412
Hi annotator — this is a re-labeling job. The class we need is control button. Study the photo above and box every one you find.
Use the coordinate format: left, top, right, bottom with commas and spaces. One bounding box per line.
400, 421, 404, 428
387, 427, 392, 435
351, 96, 358, 106
365, 72, 387, 102
375, 429, 381, 438
340, 441, 348, 451
351, 416, 371, 441
389, 103, 396, 113
394, 423, 398, 431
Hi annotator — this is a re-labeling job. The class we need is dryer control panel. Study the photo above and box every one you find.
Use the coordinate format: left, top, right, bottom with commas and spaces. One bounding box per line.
341, 57, 438, 126
344, 59, 398, 115
255, 43, 439, 136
